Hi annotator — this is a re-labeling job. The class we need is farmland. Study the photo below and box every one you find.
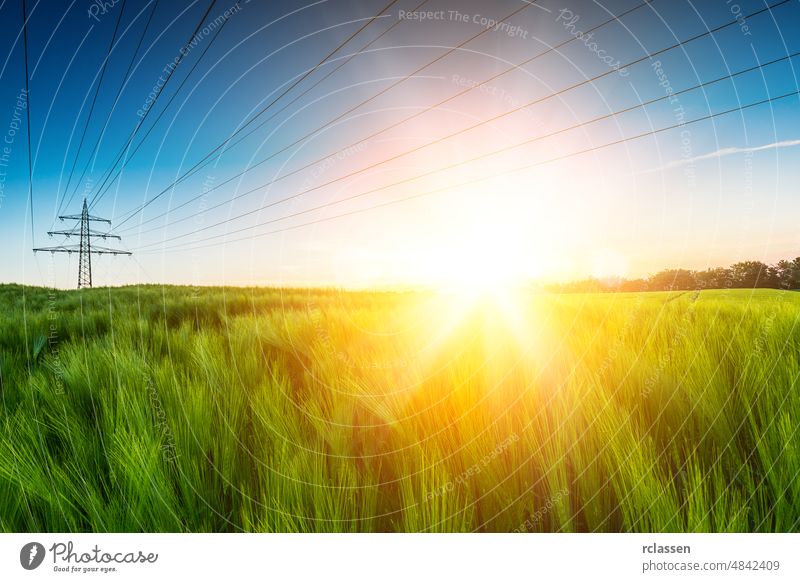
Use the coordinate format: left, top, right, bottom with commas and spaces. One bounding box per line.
0, 284, 798, 532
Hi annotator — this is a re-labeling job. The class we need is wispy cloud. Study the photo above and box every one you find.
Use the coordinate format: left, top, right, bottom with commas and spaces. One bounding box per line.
636, 140, 800, 175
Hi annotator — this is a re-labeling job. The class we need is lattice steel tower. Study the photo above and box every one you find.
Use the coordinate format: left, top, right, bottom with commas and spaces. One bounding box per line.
34, 199, 131, 288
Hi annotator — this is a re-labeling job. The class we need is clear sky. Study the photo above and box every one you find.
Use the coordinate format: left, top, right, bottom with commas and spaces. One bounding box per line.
0, 0, 799, 288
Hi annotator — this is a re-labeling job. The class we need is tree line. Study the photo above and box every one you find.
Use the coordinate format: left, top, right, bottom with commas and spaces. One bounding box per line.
547, 258, 800, 293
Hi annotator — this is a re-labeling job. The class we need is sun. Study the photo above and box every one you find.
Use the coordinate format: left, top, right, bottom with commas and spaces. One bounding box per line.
431, 226, 530, 297
331, 174, 564, 292
414, 187, 543, 297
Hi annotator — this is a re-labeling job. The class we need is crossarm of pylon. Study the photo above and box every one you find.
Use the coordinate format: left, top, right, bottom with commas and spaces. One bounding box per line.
57, 214, 111, 224
34, 245, 130, 255
85, 245, 132, 255
33, 245, 81, 253
47, 229, 121, 239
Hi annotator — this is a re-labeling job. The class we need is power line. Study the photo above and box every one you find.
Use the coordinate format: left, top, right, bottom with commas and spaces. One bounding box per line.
87, 0, 217, 204
57, 0, 160, 218
113, 0, 431, 222
89, 0, 233, 209
131, 48, 800, 242
98, 0, 402, 216
248, 0, 432, 141
21, 0, 34, 248
113, 0, 535, 228
84, 0, 219, 210
139, 88, 800, 255
58, 0, 128, 213
130, 0, 794, 245
123, 0, 653, 236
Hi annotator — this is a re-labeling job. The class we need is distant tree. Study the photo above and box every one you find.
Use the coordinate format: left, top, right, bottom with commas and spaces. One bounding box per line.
791, 258, 800, 289
730, 261, 770, 288
694, 267, 733, 289
548, 256, 800, 293
619, 278, 648, 292
764, 264, 783, 289
647, 269, 696, 291
774, 258, 800, 289
774, 260, 792, 288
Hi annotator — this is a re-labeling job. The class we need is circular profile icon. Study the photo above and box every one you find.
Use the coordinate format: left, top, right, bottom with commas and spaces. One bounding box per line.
20, 542, 46, 570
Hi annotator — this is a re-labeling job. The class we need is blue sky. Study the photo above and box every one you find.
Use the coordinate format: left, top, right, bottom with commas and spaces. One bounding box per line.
0, 0, 799, 288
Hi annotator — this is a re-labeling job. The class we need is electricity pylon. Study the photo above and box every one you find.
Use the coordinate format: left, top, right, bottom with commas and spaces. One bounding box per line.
34, 199, 131, 288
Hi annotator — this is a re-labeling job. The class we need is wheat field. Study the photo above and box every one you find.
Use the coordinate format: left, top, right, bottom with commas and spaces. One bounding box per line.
1, 284, 798, 532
